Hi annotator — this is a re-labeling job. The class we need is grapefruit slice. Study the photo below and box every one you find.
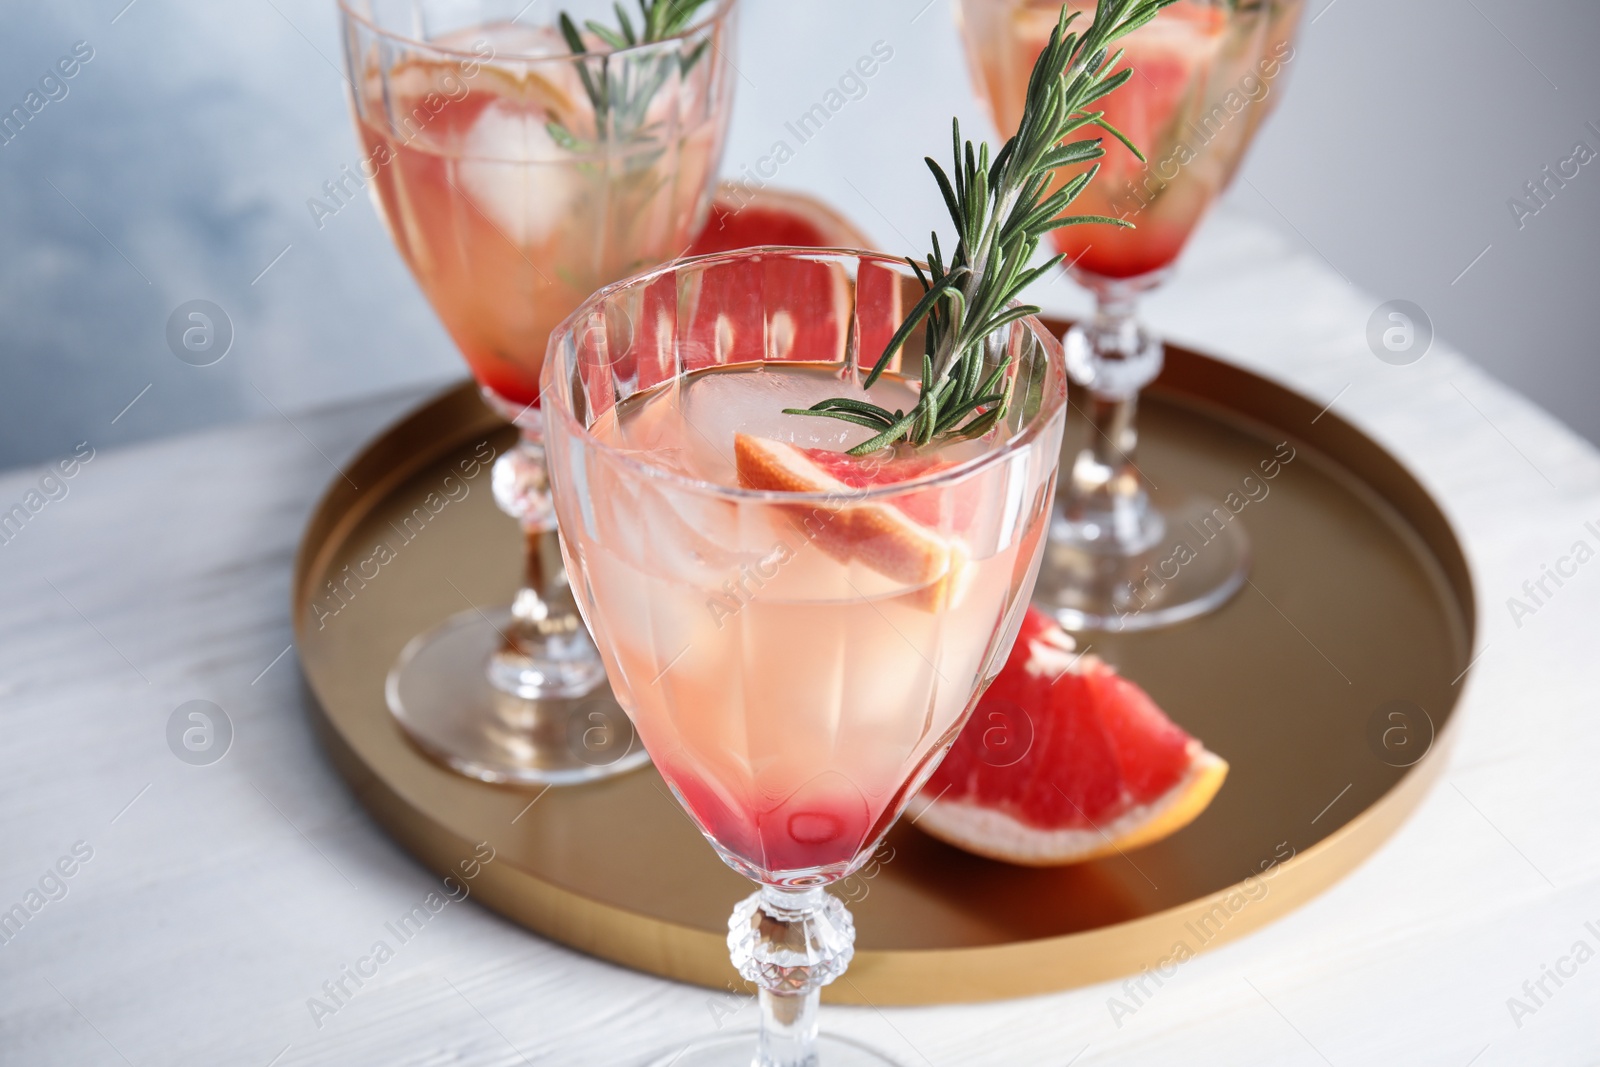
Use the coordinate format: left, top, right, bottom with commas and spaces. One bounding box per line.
917, 606, 1227, 865
733, 434, 971, 612
377, 48, 583, 143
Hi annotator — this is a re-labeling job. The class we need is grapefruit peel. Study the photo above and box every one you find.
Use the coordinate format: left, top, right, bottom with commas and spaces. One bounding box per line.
733, 434, 970, 613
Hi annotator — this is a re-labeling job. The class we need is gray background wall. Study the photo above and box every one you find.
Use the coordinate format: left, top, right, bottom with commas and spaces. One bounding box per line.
0, 0, 1594, 473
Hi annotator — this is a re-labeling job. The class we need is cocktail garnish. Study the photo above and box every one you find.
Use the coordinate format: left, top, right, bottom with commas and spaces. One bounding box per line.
550, 0, 716, 146
788, 0, 1177, 455
732, 433, 972, 612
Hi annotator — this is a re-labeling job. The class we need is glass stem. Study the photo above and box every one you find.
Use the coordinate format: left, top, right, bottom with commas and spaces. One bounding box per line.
1070, 389, 1144, 536
496, 432, 572, 647
488, 427, 604, 699
758, 985, 821, 1067
1060, 279, 1167, 553
512, 494, 577, 653
729, 885, 856, 1067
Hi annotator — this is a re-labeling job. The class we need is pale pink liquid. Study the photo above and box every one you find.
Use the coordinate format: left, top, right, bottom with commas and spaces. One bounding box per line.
563, 364, 1050, 878
354, 23, 721, 405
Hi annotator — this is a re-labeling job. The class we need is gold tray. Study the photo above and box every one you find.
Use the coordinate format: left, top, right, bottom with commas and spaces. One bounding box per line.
293, 326, 1475, 1005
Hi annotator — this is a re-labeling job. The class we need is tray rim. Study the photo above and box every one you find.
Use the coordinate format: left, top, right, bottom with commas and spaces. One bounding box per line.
292, 329, 1478, 1005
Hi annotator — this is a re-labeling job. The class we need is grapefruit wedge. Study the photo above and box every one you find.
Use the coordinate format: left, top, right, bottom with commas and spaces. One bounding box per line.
917, 606, 1227, 865
733, 434, 972, 612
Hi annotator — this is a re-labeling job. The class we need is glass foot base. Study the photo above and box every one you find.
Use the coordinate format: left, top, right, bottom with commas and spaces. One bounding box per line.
644, 1033, 903, 1066
386, 607, 649, 785
1035, 494, 1251, 632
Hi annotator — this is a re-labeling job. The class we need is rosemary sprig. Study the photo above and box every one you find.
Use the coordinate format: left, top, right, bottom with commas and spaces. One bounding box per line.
789, 0, 1177, 455
552, 0, 715, 145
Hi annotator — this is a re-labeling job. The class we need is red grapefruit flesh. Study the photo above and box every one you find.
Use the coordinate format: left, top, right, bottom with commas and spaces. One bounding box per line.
917, 606, 1227, 865
618, 186, 875, 394
733, 434, 974, 612
680, 186, 874, 370
688, 184, 905, 379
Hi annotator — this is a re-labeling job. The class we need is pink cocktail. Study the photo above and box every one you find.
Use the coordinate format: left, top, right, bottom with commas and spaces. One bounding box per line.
338, 0, 737, 784
543, 248, 1067, 1063
957, 0, 1305, 631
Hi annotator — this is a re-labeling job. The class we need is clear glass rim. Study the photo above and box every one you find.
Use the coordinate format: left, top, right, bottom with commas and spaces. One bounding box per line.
541, 245, 1068, 506
336, 0, 737, 63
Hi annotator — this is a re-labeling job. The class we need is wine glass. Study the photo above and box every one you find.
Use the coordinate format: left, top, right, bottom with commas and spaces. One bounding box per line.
337, 0, 737, 782
957, 0, 1305, 631
542, 248, 1067, 1066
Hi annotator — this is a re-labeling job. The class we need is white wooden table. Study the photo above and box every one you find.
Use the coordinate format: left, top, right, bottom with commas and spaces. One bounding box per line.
3, 211, 1598, 1066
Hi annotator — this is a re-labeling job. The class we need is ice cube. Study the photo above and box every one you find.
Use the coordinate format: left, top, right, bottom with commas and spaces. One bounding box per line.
457, 103, 578, 247
679, 368, 919, 480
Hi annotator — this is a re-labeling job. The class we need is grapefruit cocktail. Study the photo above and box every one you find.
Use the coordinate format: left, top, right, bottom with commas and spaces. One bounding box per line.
957, 0, 1304, 631
543, 248, 1067, 1064
338, 0, 736, 784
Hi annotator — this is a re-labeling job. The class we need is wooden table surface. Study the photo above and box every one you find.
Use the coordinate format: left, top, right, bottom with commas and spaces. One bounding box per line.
2, 213, 1597, 1066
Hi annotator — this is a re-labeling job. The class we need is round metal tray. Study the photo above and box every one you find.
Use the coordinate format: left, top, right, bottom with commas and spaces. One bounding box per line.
292, 327, 1475, 1004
